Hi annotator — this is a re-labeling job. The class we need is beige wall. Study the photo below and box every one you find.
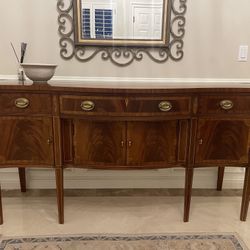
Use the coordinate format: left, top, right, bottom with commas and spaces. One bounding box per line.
0, 0, 250, 79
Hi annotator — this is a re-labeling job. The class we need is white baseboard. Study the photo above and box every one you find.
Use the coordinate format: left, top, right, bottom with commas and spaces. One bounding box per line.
0, 167, 245, 190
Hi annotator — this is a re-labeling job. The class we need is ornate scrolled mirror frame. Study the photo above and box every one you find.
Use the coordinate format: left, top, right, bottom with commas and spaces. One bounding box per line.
57, 0, 187, 66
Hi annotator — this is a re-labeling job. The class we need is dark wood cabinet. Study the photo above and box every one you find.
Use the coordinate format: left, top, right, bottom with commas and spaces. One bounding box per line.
195, 119, 250, 165
0, 117, 54, 166
126, 121, 187, 167
64, 120, 188, 168
0, 85, 250, 224
73, 121, 126, 167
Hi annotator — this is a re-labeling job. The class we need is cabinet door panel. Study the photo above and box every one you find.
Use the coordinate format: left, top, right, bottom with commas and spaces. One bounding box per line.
127, 121, 181, 167
73, 121, 126, 166
195, 119, 250, 164
0, 117, 54, 166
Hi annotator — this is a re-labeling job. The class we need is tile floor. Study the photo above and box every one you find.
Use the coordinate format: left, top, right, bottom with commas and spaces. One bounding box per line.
0, 195, 250, 247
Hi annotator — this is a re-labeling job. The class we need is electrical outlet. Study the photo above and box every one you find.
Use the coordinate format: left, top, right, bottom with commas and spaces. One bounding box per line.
238, 45, 248, 62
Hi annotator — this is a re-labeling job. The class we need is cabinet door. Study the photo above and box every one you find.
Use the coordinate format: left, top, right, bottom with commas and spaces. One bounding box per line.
195, 119, 250, 164
127, 121, 187, 167
73, 121, 126, 167
0, 117, 54, 166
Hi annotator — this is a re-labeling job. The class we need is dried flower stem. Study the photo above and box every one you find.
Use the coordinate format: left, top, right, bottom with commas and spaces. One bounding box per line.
10, 42, 20, 63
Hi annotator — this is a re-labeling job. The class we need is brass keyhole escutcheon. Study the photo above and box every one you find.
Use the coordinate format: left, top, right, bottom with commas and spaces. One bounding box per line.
47, 138, 53, 145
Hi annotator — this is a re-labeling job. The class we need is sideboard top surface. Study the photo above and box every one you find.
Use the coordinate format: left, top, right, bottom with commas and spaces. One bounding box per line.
1, 81, 250, 94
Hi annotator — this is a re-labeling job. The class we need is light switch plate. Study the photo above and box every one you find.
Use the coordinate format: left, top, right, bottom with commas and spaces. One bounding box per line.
238, 45, 248, 62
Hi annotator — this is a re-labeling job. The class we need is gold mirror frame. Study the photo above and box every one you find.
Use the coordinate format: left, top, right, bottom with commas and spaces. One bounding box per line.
57, 0, 187, 66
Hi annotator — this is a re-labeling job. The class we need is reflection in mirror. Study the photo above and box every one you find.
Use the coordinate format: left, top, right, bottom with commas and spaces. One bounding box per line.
75, 0, 169, 46
80, 0, 164, 40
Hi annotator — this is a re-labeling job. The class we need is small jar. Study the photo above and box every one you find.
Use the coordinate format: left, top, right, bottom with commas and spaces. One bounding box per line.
17, 64, 25, 84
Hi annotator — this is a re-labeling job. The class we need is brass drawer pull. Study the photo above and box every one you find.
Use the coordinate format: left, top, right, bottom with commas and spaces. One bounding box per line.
158, 101, 172, 112
15, 98, 30, 109
220, 100, 234, 110
80, 100, 95, 111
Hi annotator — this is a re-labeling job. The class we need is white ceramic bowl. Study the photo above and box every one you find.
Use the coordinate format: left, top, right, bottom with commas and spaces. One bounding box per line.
21, 63, 57, 83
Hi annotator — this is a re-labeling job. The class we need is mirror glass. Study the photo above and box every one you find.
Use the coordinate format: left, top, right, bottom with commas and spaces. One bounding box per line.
74, 0, 169, 46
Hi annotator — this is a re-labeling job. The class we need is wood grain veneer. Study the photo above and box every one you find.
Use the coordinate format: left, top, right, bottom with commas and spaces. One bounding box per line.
0, 93, 52, 115
60, 95, 125, 115
198, 95, 250, 115
195, 119, 250, 165
0, 117, 54, 166
126, 96, 191, 115
73, 121, 126, 167
126, 121, 179, 166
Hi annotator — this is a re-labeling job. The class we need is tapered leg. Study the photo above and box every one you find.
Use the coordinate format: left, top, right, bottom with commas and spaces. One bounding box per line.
55, 168, 64, 224
240, 167, 250, 221
184, 167, 194, 222
0, 186, 3, 225
18, 168, 26, 192
217, 167, 225, 191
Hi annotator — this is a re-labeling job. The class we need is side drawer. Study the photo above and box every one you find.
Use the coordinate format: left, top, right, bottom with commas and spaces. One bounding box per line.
0, 94, 52, 115
127, 96, 191, 115
198, 95, 250, 115
60, 95, 125, 115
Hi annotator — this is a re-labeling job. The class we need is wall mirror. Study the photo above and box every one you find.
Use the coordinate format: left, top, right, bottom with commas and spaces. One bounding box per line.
57, 0, 187, 66
74, 0, 169, 46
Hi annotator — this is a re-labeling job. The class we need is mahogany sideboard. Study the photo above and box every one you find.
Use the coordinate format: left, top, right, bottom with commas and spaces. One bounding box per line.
0, 83, 250, 224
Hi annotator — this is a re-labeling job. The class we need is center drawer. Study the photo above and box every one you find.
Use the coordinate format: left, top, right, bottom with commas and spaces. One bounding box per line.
60, 95, 191, 116
0, 93, 52, 115
60, 95, 125, 115
126, 97, 191, 115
